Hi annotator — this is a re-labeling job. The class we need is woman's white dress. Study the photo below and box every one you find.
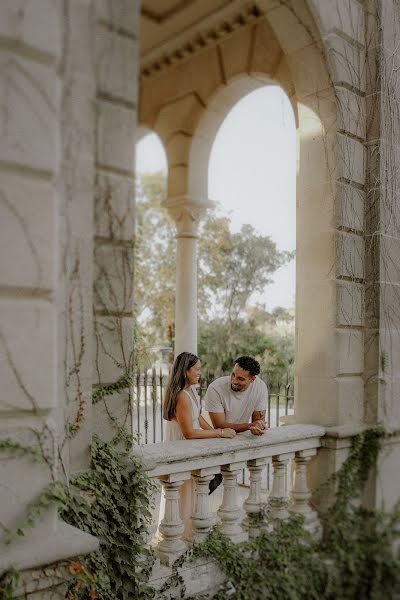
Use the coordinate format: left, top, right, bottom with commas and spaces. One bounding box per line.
163, 385, 201, 539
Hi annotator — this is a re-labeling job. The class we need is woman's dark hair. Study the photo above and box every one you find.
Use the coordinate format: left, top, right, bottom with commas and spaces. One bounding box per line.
234, 356, 261, 376
163, 352, 199, 421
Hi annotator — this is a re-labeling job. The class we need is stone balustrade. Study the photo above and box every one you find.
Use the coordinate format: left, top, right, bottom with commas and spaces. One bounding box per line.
136, 424, 325, 566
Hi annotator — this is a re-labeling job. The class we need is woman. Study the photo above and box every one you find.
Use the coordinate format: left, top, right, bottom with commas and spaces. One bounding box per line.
163, 352, 235, 538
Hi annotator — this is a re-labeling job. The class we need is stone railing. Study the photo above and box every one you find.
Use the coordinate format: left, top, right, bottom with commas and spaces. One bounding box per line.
136, 424, 325, 566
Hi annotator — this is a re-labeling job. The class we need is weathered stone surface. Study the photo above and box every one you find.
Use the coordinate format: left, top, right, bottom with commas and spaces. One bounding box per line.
0, 300, 56, 412
336, 329, 364, 374
95, 172, 135, 240
97, 100, 136, 172
93, 316, 134, 384
0, 52, 59, 172
96, 27, 138, 102
0, 174, 56, 289
336, 231, 364, 279
96, 0, 139, 37
335, 182, 365, 232
0, 0, 62, 58
93, 243, 134, 314
310, 0, 365, 46
336, 280, 364, 326
325, 33, 366, 92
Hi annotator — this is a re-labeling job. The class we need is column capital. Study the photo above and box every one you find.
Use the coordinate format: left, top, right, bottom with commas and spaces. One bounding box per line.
162, 195, 213, 238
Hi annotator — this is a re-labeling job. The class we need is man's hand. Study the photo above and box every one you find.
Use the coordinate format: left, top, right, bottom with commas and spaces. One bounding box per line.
249, 418, 267, 436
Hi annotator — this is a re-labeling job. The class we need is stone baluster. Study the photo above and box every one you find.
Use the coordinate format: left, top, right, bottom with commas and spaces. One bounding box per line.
217, 462, 246, 542
157, 472, 190, 566
191, 467, 220, 543
243, 457, 270, 538
290, 449, 321, 535
268, 453, 294, 521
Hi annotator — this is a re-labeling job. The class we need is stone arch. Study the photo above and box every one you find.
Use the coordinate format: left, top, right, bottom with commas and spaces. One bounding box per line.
139, 0, 368, 427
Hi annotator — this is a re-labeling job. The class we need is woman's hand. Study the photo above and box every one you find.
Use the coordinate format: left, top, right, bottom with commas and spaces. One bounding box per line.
219, 428, 236, 438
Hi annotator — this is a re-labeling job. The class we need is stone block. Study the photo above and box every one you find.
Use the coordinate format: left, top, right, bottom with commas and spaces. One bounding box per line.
336, 231, 365, 279
311, 0, 365, 46
325, 33, 366, 92
375, 438, 400, 510
337, 133, 365, 185
93, 316, 134, 385
286, 43, 331, 100
336, 329, 364, 374
93, 244, 134, 314
97, 100, 136, 172
295, 376, 339, 426
381, 0, 400, 56
96, 27, 138, 102
0, 173, 56, 289
379, 234, 400, 284
335, 182, 365, 232
336, 86, 366, 139
96, 0, 139, 37
95, 172, 135, 240
0, 0, 62, 58
65, 0, 95, 76
0, 52, 59, 172
0, 300, 56, 412
266, 3, 316, 55
0, 418, 56, 543
336, 280, 364, 326
168, 165, 189, 197
336, 375, 364, 424
62, 74, 96, 161
93, 390, 132, 443
166, 132, 192, 167
154, 94, 204, 142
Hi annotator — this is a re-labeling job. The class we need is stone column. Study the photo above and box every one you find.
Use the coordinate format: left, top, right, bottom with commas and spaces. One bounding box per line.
268, 453, 294, 521
290, 450, 321, 535
217, 462, 246, 542
191, 466, 220, 543
157, 472, 190, 566
243, 458, 270, 538
163, 198, 208, 356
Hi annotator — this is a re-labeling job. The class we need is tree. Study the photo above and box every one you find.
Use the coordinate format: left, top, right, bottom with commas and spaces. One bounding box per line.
135, 172, 295, 377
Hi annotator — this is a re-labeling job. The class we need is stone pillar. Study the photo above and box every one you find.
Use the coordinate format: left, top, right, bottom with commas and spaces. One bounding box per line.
290, 450, 321, 535
92, 0, 139, 441
268, 453, 294, 521
243, 458, 270, 538
217, 462, 246, 542
0, 0, 98, 580
163, 199, 208, 356
157, 472, 190, 566
191, 467, 220, 543
362, 0, 400, 510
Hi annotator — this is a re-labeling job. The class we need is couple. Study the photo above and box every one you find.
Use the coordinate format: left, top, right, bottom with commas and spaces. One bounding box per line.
162, 352, 268, 538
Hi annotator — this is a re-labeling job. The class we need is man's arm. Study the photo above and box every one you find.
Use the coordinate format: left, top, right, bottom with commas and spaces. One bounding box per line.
208, 411, 252, 433
252, 410, 266, 424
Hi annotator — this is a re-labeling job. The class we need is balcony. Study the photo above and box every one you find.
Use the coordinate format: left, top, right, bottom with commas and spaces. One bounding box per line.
136, 422, 325, 584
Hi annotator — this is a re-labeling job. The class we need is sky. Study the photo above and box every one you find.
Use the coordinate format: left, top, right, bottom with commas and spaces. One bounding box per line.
136, 85, 296, 311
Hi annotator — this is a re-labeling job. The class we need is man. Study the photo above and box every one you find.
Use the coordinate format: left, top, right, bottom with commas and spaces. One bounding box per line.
204, 356, 268, 436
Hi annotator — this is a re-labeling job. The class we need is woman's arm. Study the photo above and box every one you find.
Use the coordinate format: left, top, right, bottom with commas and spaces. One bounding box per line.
199, 415, 213, 430
175, 393, 235, 439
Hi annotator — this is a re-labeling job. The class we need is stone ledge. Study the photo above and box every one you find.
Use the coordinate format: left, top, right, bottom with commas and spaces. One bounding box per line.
0, 521, 98, 575
135, 424, 325, 477
149, 556, 227, 598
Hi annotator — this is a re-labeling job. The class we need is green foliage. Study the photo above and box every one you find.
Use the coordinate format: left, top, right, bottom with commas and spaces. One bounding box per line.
60, 434, 157, 600
173, 427, 400, 600
0, 567, 20, 600
135, 173, 294, 364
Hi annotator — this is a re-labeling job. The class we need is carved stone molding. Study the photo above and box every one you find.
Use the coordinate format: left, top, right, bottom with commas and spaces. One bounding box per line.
164, 196, 213, 238
140, 1, 269, 79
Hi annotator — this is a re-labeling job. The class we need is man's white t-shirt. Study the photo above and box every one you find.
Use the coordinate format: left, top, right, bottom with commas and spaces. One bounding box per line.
204, 376, 267, 424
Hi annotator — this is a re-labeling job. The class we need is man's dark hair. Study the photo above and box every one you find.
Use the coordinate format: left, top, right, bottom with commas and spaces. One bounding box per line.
234, 356, 261, 376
